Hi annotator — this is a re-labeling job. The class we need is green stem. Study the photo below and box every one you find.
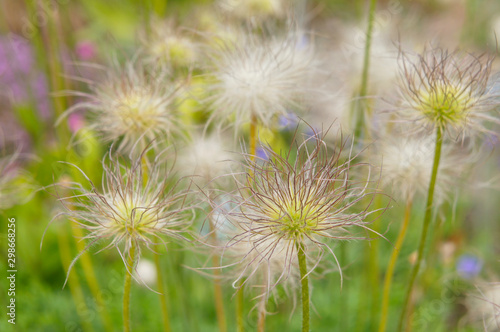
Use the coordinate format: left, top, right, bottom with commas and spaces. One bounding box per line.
368, 201, 382, 329
236, 280, 244, 332
339, 242, 348, 331
57, 228, 94, 332
397, 127, 443, 332
154, 252, 172, 332
297, 242, 310, 332
378, 199, 413, 332
354, 0, 377, 142
123, 242, 136, 332
209, 223, 227, 332
71, 223, 114, 331
257, 297, 266, 332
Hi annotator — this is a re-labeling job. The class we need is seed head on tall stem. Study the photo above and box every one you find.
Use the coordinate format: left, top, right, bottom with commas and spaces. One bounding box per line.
48, 148, 196, 284
396, 48, 500, 140
60, 60, 184, 154
210, 127, 383, 299
205, 29, 316, 132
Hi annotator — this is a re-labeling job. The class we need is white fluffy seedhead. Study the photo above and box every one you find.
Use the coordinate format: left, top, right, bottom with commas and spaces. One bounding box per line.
177, 133, 235, 183
205, 30, 316, 130
213, 210, 299, 300
141, 19, 199, 69
209, 128, 382, 298
50, 149, 195, 283
374, 131, 466, 203
395, 49, 500, 140
217, 0, 287, 22
466, 282, 500, 331
63, 60, 183, 154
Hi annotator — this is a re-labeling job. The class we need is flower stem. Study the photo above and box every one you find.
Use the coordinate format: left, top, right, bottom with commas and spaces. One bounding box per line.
154, 252, 172, 332
339, 242, 348, 331
57, 228, 94, 332
70, 223, 114, 331
237, 280, 245, 332
257, 296, 266, 332
250, 113, 258, 161
378, 198, 413, 332
123, 242, 136, 332
354, 0, 377, 141
297, 242, 310, 332
209, 225, 227, 332
397, 127, 443, 332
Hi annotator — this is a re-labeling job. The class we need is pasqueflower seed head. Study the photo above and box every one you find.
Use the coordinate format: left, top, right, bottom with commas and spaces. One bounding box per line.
210, 128, 380, 295
62, 61, 182, 153
217, 0, 286, 21
177, 133, 235, 183
50, 149, 195, 282
206, 31, 315, 130
373, 130, 465, 202
141, 19, 198, 69
396, 49, 500, 139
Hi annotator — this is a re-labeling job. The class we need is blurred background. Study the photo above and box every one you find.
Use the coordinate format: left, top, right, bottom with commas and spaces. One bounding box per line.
1, 0, 500, 331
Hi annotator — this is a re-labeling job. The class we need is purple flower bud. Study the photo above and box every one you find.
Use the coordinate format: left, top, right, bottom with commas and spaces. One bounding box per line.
456, 254, 482, 279
256, 147, 269, 161
279, 112, 299, 130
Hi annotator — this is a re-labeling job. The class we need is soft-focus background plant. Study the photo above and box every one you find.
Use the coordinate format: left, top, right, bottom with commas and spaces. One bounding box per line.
1, 0, 500, 331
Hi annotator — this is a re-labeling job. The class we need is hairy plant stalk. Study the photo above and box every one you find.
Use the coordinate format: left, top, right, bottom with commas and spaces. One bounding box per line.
44, 0, 71, 141
237, 280, 245, 332
339, 242, 348, 331
354, 0, 377, 141
212, 259, 227, 332
368, 213, 381, 328
297, 243, 310, 332
209, 220, 227, 332
243, 112, 258, 332
154, 252, 172, 332
397, 127, 443, 332
123, 242, 136, 332
57, 228, 94, 332
257, 296, 266, 332
357, 199, 382, 332
71, 223, 114, 331
379, 199, 413, 332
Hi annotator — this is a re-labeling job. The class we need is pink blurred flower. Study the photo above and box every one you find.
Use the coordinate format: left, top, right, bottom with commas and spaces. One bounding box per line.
68, 112, 85, 133
75, 41, 96, 60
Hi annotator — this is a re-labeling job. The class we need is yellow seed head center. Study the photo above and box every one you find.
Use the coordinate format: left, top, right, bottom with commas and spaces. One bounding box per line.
418, 83, 471, 128
269, 198, 321, 240
110, 198, 157, 234
115, 92, 162, 134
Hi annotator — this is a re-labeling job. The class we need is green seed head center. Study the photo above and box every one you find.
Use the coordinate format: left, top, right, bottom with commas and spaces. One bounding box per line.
418, 83, 470, 127
270, 199, 320, 240
110, 198, 156, 234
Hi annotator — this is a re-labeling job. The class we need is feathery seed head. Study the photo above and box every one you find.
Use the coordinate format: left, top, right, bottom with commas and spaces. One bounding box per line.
217, 0, 286, 21
142, 19, 198, 69
374, 130, 465, 202
218, 215, 296, 288
177, 134, 235, 183
54, 150, 195, 271
466, 282, 500, 330
396, 49, 499, 138
206, 31, 315, 129
69, 61, 182, 153
211, 128, 379, 294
